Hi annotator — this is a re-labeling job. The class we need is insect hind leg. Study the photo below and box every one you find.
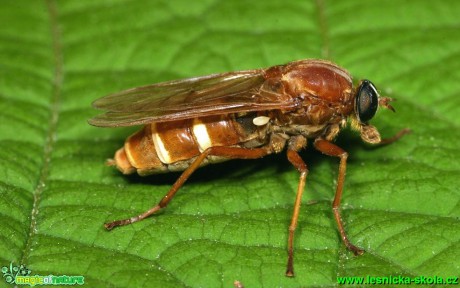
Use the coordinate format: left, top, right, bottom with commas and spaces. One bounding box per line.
104, 146, 270, 230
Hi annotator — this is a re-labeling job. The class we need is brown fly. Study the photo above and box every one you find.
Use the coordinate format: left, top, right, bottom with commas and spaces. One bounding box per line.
89, 59, 409, 277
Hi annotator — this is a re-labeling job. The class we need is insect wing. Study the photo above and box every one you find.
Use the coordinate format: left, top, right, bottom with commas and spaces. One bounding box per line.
89, 69, 296, 127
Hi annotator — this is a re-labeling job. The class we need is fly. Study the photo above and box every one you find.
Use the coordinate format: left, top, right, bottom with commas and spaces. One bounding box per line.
89, 59, 410, 277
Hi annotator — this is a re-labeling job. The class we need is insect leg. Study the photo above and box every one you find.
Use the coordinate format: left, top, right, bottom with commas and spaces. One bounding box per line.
379, 128, 411, 145
313, 139, 364, 256
285, 149, 308, 277
105, 146, 270, 230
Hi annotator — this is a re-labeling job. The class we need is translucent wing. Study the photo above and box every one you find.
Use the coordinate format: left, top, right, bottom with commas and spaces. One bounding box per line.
89, 69, 297, 127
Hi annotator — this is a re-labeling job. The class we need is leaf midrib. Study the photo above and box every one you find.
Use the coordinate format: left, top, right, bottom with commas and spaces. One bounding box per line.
20, 0, 63, 265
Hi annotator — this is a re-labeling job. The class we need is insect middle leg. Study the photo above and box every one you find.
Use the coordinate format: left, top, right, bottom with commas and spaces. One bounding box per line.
105, 146, 270, 230
285, 149, 308, 277
313, 139, 365, 256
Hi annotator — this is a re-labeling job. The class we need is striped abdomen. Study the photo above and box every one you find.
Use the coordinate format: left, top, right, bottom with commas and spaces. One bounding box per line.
111, 114, 268, 175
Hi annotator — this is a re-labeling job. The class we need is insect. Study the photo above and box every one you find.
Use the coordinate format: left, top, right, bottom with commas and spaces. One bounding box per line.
89, 59, 409, 277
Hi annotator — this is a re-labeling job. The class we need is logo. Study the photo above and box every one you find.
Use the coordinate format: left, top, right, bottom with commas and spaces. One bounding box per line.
2, 263, 84, 286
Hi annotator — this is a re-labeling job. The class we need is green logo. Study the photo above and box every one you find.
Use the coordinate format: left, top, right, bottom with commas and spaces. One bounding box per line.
2, 263, 84, 286
2, 263, 31, 284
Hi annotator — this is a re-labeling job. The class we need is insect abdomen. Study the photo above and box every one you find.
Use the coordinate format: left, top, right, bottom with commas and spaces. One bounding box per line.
111, 115, 255, 175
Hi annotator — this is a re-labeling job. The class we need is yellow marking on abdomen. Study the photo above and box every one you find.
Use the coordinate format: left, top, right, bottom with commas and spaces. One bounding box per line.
192, 118, 212, 152
151, 123, 172, 164
124, 139, 135, 165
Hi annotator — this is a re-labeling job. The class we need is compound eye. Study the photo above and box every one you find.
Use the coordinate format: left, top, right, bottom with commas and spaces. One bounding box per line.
355, 80, 379, 123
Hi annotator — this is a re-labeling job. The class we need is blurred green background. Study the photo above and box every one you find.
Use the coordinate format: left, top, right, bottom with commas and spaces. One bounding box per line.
0, 1, 459, 287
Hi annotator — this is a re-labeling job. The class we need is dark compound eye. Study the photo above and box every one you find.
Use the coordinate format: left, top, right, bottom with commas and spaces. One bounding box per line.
355, 80, 379, 123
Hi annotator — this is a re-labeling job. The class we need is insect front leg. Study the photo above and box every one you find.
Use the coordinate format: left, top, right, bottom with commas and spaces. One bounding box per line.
313, 138, 364, 256
104, 146, 270, 230
379, 128, 411, 145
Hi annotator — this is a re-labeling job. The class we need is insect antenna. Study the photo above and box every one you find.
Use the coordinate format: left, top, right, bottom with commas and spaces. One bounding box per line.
379, 97, 396, 112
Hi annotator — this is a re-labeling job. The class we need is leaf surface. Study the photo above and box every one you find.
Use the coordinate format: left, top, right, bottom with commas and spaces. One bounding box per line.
0, 1, 459, 287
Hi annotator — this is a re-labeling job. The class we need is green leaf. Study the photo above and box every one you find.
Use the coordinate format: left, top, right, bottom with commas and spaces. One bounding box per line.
1, 0, 459, 287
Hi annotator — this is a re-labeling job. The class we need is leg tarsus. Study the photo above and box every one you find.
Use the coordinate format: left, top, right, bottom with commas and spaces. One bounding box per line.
285, 236, 295, 277
104, 205, 161, 230
332, 208, 364, 255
